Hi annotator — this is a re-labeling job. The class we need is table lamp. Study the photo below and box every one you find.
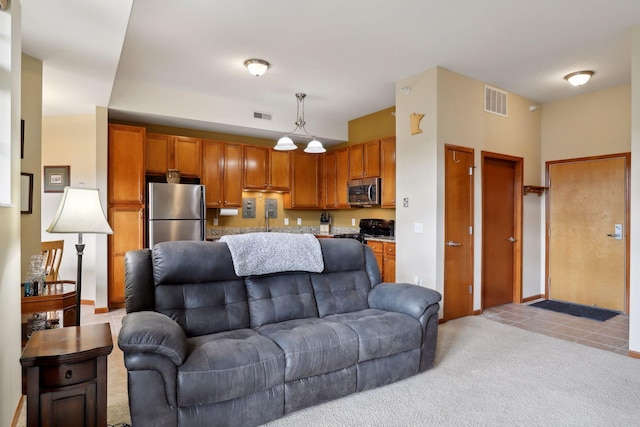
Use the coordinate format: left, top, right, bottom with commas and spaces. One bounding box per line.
46, 187, 113, 326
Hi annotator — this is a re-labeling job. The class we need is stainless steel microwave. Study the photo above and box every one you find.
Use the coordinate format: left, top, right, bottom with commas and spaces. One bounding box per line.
348, 178, 380, 206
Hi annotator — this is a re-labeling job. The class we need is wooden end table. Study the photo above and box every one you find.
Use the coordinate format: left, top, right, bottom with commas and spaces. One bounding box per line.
20, 323, 113, 427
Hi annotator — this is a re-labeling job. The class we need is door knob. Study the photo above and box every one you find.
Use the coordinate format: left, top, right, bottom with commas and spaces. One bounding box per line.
446, 241, 461, 247
508, 237, 517, 243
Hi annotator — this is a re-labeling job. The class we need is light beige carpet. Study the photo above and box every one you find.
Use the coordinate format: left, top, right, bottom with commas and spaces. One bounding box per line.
51, 316, 640, 426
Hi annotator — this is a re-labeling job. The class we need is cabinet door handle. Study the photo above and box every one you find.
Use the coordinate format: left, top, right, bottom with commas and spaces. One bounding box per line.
65, 370, 73, 379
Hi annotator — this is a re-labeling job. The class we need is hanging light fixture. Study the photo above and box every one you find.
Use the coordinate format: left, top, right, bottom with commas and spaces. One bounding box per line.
564, 70, 594, 86
244, 59, 270, 77
275, 93, 326, 153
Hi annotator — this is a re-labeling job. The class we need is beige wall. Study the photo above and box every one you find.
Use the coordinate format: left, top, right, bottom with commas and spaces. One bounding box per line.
0, 3, 23, 425
347, 106, 396, 144
542, 84, 631, 162
21, 54, 43, 281
395, 67, 543, 311
41, 114, 106, 305
630, 27, 640, 353
395, 68, 440, 290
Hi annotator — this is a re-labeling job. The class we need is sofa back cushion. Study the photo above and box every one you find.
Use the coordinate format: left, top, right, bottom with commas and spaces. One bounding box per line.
152, 241, 249, 337
246, 273, 319, 328
311, 239, 376, 317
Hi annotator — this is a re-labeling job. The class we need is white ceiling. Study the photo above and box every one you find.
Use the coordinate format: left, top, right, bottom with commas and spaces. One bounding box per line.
21, 0, 640, 146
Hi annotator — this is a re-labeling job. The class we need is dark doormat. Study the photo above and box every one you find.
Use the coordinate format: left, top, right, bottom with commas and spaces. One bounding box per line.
530, 300, 619, 322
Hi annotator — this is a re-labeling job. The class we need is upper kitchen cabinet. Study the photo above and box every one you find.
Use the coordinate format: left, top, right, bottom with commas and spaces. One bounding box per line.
108, 124, 145, 205
146, 133, 202, 177
380, 136, 396, 208
349, 140, 380, 179
324, 147, 350, 208
243, 145, 290, 192
202, 140, 243, 208
284, 151, 323, 209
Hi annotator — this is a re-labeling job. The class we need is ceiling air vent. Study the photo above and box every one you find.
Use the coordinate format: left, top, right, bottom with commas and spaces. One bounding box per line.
253, 111, 272, 120
484, 85, 507, 117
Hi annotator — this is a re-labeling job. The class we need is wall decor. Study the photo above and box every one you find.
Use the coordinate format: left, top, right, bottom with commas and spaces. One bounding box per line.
21, 172, 33, 214
43, 166, 70, 193
410, 113, 425, 135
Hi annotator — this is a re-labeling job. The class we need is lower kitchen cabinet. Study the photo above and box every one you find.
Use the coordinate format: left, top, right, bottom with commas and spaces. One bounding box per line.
367, 240, 395, 282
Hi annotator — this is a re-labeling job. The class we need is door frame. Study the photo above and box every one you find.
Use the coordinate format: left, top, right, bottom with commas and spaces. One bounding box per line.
545, 153, 631, 313
481, 151, 524, 307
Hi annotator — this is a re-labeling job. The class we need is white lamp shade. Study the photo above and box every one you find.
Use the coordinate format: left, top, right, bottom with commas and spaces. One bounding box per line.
244, 59, 270, 77
47, 187, 113, 234
565, 71, 593, 86
274, 136, 297, 151
304, 139, 326, 154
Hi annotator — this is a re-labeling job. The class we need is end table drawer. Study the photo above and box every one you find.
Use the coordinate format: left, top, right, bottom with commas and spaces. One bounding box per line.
41, 359, 96, 388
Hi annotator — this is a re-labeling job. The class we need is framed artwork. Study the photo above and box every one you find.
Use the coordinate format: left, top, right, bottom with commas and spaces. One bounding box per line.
43, 166, 70, 193
21, 172, 33, 214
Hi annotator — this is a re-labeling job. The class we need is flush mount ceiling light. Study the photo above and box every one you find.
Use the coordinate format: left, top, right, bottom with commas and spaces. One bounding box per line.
244, 59, 270, 77
275, 93, 326, 153
564, 70, 594, 87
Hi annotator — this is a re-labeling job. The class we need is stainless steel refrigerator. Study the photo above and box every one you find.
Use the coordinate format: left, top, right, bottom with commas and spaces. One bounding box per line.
147, 182, 206, 247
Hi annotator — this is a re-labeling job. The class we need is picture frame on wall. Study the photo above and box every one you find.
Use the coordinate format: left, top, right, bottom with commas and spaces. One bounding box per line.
43, 165, 70, 193
21, 172, 33, 214
21, 119, 25, 159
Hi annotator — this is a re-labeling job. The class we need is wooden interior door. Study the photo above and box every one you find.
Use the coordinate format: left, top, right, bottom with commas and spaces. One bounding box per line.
444, 145, 474, 320
481, 153, 523, 309
547, 155, 628, 312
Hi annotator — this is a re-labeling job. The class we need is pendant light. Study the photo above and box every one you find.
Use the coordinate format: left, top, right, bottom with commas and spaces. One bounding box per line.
275, 93, 326, 153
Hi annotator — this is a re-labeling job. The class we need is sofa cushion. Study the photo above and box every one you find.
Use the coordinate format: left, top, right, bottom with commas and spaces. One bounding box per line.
257, 318, 358, 382
152, 241, 250, 337
177, 329, 284, 407
310, 271, 372, 317
246, 273, 319, 328
325, 309, 422, 362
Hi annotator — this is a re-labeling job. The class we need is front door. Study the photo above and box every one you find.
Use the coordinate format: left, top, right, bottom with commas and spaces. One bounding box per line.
547, 155, 629, 312
443, 145, 474, 320
481, 152, 523, 309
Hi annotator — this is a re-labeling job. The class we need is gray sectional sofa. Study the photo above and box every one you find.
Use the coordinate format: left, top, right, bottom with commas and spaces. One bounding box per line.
118, 235, 441, 427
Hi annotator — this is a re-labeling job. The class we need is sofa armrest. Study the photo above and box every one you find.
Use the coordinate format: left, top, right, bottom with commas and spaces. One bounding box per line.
118, 311, 188, 366
368, 283, 442, 319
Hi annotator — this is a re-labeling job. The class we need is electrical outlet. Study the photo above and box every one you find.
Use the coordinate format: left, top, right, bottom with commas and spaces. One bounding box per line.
213, 217, 218, 226
284, 218, 289, 226
352, 218, 356, 226
414, 222, 423, 233
403, 198, 409, 208
297, 218, 302, 225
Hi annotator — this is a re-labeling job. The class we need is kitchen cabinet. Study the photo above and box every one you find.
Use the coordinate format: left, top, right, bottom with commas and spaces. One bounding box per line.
108, 124, 145, 205
324, 147, 350, 208
380, 136, 396, 208
202, 139, 243, 208
107, 124, 146, 308
367, 240, 395, 282
146, 133, 202, 178
383, 241, 396, 282
284, 151, 323, 209
243, 145, 290, 191
349, 140, 380, 179
108, 206, 144, 307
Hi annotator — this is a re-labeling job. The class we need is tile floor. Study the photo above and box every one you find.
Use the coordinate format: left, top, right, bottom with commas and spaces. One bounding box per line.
482, 300, 629, 355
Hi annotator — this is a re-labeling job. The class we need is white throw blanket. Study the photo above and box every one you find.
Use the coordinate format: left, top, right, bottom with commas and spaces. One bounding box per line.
220, 232, 324, 276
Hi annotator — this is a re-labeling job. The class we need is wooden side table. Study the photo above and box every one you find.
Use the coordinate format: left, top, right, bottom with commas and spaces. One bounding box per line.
20, 323, 113, 427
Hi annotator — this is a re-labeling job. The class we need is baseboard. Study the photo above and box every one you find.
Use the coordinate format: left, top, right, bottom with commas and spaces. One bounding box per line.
521, 294, 543, 303
627, 350, 640, 359
81, 299, 95, 306
11, 395, 24, 427
94, 307, 110, 314
473, 309, 483, 316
